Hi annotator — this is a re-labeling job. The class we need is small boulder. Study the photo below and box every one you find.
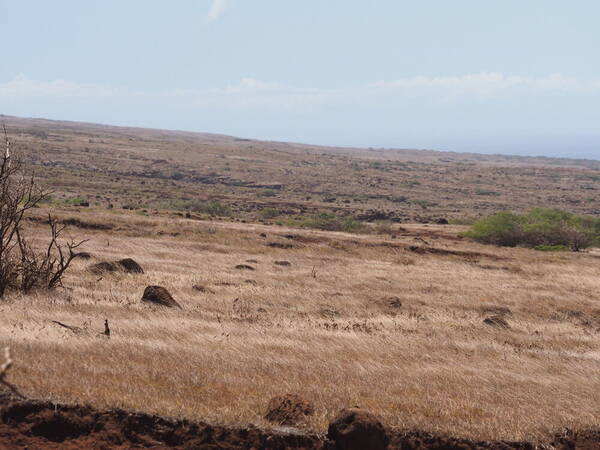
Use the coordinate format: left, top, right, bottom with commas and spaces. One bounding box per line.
327, 408, 389, 450
387, 297, 402, 308
484, 315, 510, 329
264, 394, 314, 426
88, 261, 119, 274
117, 258, 144, 274
141, 286, 182, 308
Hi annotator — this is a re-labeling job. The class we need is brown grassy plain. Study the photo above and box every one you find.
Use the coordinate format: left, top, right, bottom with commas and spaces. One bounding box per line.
1, 207, 599, 442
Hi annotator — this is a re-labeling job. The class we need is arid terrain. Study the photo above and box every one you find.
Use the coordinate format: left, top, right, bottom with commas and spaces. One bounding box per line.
0, 115, 599, 448
2, 115, 600, 224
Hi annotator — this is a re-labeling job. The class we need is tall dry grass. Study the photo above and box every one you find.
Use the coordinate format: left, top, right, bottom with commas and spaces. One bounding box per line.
1, 209, 599, 441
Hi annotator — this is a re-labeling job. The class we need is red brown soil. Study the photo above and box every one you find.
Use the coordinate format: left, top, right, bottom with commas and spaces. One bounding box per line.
264, 394, 314, 426
1, 395, 599, 449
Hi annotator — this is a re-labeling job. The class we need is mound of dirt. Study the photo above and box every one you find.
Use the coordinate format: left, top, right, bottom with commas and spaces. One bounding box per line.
483, 315, 510, 329
264, 394, 314, 426
0, 397, 323, 449
1, 396, 599, 449
327, 408, 388, 450
141, 285, 182, 308
116, 258, 144, 274
89, 259, 144, 275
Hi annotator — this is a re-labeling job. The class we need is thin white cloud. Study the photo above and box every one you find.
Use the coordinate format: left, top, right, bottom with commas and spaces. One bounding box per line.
2, 73, 600, 114
371, 72, 600, 95
207, 0, 230, 22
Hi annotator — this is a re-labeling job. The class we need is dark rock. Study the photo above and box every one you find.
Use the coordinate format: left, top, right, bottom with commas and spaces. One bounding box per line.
387, 297, 402, 308
327, 408, 389, 450
274, 260, 291, 266
117, 258, 144, 274
484, 315, 510, 329
436, 218, 449, 225
141, 286, 182, 308
235, 264, 255, 270
264, 394, 314, 426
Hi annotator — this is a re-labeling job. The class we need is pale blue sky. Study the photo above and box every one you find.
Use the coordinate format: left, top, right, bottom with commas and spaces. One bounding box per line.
1, 0, 599, 158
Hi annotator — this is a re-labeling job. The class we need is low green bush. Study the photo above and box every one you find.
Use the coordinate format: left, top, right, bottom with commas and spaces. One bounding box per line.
464, 208, 600, 251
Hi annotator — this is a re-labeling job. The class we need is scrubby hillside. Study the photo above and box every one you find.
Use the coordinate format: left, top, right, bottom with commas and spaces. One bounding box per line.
2, 115, 600, 225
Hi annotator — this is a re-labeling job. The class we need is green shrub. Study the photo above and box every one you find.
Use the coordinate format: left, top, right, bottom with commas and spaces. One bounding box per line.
464, 208, 600, 251
164, 199, 232, 217
533, 244, 570, 252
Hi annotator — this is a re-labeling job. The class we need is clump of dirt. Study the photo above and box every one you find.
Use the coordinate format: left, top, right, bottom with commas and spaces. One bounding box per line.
89, 258, 144, 275
141, 285, 182, 308
483, 315, 511, 329
264, 394, 315, 426
0, 397, 323, 449
1, 396, 599, 449
327, 408, 389, 450
116, 258, 144, 274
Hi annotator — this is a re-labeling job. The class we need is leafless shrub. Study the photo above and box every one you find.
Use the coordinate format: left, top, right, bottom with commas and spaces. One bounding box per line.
0, 126, 85, 297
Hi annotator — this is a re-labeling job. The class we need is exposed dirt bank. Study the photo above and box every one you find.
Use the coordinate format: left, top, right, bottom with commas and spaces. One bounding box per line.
1, 396, 599, 449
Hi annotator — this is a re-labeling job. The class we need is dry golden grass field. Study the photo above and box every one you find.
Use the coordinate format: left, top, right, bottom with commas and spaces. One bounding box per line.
1, 206, 599, 443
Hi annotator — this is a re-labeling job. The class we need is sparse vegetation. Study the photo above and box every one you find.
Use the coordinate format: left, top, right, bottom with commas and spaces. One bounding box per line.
279, 212, 365, 233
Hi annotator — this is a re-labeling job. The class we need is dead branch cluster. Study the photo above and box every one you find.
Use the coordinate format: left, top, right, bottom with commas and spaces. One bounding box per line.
0, 125, 85, 297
